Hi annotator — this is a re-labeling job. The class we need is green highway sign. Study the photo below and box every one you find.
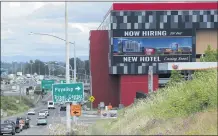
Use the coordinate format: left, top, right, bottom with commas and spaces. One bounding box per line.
52, 83, 84, 103
41, 80, 55, 91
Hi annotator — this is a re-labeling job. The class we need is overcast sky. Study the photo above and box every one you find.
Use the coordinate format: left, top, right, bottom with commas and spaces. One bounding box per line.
1, 2, 112, 62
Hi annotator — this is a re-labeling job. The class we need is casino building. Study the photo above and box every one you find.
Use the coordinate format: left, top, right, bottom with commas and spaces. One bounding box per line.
89, 2, 218, 108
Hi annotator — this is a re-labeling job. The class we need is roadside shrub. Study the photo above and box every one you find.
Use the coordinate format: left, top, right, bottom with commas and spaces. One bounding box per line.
22, 96, 35, 107
167, 70, 184, 86
152, 69, 217, 119
1, 96, 33, 116
81, 69, 217, 135
200, 45, 218, 62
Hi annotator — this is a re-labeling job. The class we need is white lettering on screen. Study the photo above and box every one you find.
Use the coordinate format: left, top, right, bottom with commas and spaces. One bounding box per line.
139, 57, 161, 62
123, 57, 161, 62
124, 30, 167, 37
123, 57, 138, 62
124, 31, 140, 36
142, 31, 167, 36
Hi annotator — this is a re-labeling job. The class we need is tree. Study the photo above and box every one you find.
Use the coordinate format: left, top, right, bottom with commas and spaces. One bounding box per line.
194, 45, 218, 79
3, 58, 90, 76
167, 70, 184, 86
200, 45, 218, 62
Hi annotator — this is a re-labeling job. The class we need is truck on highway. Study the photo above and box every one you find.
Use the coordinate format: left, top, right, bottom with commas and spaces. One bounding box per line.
17, 72, 22, 76
26, 74, 31, 78
47, 101, 55, 109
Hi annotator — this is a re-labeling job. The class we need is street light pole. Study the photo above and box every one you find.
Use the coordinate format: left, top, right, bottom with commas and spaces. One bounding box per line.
74, 43, 76, 83
65, 2, 71, 134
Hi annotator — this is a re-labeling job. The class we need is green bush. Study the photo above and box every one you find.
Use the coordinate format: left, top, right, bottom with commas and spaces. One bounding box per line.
80, 69, 217, 135
167, 70, 184, 86
0, 96, 34, 116
200, 45, 218, 62
151, 69, 217, 119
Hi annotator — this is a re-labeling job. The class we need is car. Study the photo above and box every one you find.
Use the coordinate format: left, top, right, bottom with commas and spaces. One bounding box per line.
27, 109, 36, 115
0, 123, 16, 135
3, 120, 20, 133
58, 102, 64, 107
38, 111, 47, 117
37, 116, 47, 125
60, 106, 66, 111
41, 109, 49, 116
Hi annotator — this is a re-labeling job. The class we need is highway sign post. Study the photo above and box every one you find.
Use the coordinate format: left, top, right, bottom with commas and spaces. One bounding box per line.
41, 80, 55, 91
52, 83, 84, 103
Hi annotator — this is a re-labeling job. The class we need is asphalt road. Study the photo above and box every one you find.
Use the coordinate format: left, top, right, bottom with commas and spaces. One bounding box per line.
1, 93, 54, 135
16, 107, 58, 135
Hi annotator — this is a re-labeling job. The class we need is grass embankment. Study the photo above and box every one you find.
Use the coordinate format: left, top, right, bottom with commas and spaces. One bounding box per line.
0, 96, 35, 116
77, 69, 217, 135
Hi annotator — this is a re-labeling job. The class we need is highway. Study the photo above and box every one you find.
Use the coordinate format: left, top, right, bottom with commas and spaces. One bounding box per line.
1, 93, 52, 135
1, 77, 38, 96
1, 92, 102, 135
1, 89, 26, 96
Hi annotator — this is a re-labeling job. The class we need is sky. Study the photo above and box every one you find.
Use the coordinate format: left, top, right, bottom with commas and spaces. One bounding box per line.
113, 37, 193, 52
1, 2, 112, 62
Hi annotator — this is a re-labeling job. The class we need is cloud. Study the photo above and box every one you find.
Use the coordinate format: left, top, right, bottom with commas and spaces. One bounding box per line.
1, 2, 111, 62
26, 2, 112, 23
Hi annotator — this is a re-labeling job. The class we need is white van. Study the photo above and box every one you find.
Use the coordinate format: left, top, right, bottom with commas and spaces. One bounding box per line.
47, 101, 55, 109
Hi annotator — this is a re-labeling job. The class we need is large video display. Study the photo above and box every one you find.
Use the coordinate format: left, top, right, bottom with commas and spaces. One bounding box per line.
112, 29, 194, 63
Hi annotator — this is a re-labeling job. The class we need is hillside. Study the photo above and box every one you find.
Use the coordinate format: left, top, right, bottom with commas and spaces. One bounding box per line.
76, 69, 217, 135
0, 96, 35, 117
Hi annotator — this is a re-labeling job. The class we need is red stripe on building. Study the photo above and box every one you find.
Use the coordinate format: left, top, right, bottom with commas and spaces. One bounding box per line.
112, 2, 218, 11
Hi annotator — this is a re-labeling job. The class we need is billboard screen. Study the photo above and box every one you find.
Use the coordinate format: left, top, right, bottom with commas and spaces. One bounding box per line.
112, 29, 193, 63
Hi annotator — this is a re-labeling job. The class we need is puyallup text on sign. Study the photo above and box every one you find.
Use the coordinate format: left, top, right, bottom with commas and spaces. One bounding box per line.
54, 87, 78, 92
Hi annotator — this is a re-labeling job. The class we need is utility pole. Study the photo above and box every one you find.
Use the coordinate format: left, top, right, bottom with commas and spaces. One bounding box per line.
15, 63, 17, 74
19, 84, 22, 103
39, 63, 40, 75
30, 63, 33, 75
21, 63, 22, 73
65, 2, 71, 134
12, 62, 14, 74
148, 65, 153, 93
44, 66, 46, 76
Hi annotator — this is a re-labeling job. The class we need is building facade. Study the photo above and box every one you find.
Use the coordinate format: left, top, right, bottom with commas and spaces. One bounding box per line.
90, 2, 218, 107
